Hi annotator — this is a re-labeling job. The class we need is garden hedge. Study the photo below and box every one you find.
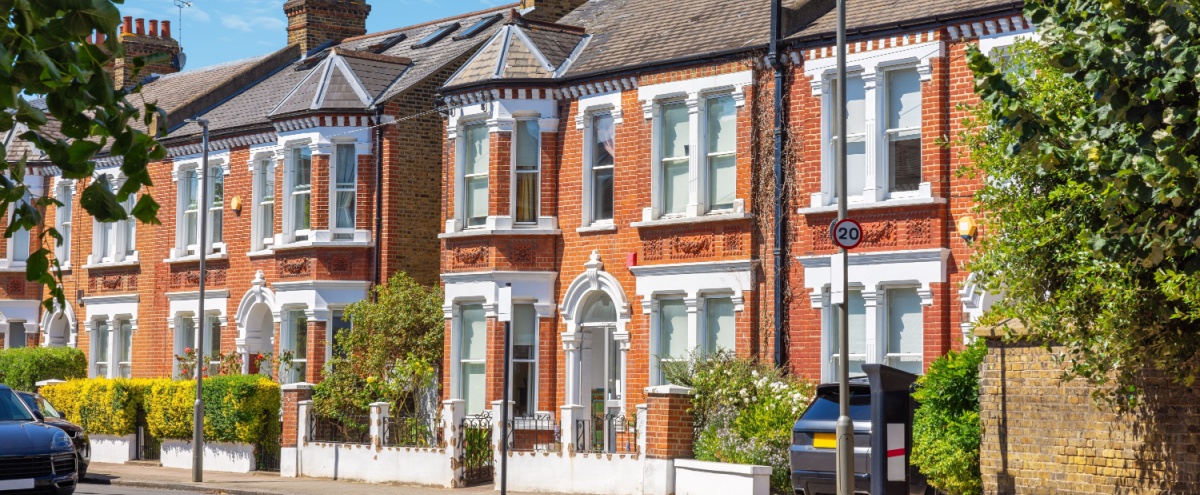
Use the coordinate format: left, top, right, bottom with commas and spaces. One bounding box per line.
42, 375, 280, 445
0, 347, 87, 391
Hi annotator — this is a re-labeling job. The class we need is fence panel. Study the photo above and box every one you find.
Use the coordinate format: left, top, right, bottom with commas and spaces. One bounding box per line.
383, 412, 443, 448
309, 411, 371, 445
575, 414, 638, 454
458, 411, 493, 486
507, 413, 560, 452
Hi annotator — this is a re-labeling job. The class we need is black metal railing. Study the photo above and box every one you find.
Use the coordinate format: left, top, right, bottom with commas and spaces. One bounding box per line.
136, 425, 162, 461
255, 408, 283, 472
507, 413, 560, 452
458, 411, 494, 486
383, 412, 443, 448
575, 414, 638, 454
309, 411, 371, 444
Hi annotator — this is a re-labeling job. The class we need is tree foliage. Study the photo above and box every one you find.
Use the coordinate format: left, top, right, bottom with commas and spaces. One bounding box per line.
911, 340, 986, 495
313, 272, 444, 420
967, 0, 1200, 404
1, 1, 165, 309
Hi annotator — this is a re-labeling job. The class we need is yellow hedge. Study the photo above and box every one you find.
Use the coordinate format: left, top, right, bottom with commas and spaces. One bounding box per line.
41, 376, 280, 445
41, 379, 154, 436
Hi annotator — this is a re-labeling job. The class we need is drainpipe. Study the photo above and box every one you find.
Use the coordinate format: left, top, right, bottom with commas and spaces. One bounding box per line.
770, 0, 786, 368
373, 108, 384, 294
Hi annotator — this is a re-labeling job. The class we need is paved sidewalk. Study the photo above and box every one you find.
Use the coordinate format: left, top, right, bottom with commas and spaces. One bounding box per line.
85, 463, 561, 495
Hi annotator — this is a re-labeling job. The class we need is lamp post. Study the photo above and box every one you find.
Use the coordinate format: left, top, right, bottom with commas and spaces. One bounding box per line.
834, 0, 854, 492
497, 284, 513, 495
185, 117, 210, 483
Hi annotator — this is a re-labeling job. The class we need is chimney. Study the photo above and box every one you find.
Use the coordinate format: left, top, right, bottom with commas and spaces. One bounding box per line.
109, 17, 183, 88
284, 0, 371, 55
518, 0, 586, 23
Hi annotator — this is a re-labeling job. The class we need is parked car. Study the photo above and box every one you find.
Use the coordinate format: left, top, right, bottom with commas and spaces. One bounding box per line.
15, 392, 89, 480
0, 384, 77, 494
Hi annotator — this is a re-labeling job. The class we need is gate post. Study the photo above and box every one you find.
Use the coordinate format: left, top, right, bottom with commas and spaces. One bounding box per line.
444, 399, 465, 487
491, 400, 512, 468
280, 382, 313, 478
561, 404, 584, 455
370, 402, 390, 450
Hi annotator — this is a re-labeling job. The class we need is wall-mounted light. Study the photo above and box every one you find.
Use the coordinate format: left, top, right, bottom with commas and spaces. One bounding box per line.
231, 196, 243, 215
958, 215, 978, 242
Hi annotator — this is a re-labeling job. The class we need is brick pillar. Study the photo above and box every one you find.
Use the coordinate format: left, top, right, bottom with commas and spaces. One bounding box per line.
281, 383, 313, 477
644, 384, 694, 460
305, 320, 326, 383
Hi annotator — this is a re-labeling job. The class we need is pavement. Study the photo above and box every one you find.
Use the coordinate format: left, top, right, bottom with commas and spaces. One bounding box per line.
84, 463, 561, 495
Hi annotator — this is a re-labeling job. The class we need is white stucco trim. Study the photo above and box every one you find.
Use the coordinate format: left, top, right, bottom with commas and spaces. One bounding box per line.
978, 26, 1038, 55
80, 295, 138, 378
441, 271, 558, 318
40, 303, 77, 348
270, 280, 370, 323
798, 248, 949, 309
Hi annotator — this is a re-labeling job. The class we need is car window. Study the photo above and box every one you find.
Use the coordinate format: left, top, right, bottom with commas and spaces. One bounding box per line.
798, 389, 872, 422
18, 393, 39, 417
37, 397, 62, 419
0, 390, 34, 422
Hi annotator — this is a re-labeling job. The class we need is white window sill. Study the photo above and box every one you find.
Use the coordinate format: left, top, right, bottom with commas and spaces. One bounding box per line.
164, 253, 230, 264
797, 196, 947, 215
271, 239, 374, 251
631, 212, 752, 229
439, 228, 562, 239
82, 258, 141, 270
0, 261, 27, 273
576, 223, 617, 234
247, 249, 275, 259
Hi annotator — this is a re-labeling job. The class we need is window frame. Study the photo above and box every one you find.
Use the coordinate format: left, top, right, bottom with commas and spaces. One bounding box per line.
454, 302, 487, 416
702, 93, 738, 213
511, 119, 541, 226
115, 317, 133, 378
583, 112, 616, 227
7, 194, 30, 265
460, 122, 490, 229
55, 181, 74, 268
207, 165, 224, 247
281, 309, 308, 384
284, 146, 314, 243
820, 284, 926, 382
510, 303, 538, 418
171, 160, 225, 260
181, 169, 201, 255
252, 156, 277, 251
657, 99, 692, 218
93, 318, 111, 378
653, 297, 689, 385
331, 143, 358, 239
881, 67, 923, 196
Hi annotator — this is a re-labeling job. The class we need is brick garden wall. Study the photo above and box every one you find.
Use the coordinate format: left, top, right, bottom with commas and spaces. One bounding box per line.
980, 338, 1200, 494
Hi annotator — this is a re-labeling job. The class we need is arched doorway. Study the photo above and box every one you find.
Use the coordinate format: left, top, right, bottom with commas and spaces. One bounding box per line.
40, 306, 76, 348
578, 292, 624, 417
243, 303, 274, 374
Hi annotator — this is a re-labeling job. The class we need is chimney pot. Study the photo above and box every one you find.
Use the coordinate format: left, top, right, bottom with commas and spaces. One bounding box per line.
149, 20, 159, 37
162, 21, 172, 40
122, 16, 132, 35
135, 18, 145, 36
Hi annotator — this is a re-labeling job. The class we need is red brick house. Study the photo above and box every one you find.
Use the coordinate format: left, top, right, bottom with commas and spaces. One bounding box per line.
0, 1, 527, 384
436, 0, 1027, 427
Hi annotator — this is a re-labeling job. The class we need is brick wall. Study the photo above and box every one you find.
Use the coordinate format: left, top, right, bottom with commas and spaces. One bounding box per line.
980, 338, 1200, 494
281, 385, 314, 448
644, 389, 694, 460
284, 0, 370, 55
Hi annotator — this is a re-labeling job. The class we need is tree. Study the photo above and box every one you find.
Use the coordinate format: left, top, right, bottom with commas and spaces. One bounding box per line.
312, 272, 444, 420
967, 0, 1200, 403
2, 1, 164, 309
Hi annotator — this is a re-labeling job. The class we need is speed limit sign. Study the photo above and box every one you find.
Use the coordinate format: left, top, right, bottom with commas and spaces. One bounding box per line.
830, 218, 863, 249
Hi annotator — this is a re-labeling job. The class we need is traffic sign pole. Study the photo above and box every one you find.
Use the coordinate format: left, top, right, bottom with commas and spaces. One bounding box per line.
834, 0, 854, 491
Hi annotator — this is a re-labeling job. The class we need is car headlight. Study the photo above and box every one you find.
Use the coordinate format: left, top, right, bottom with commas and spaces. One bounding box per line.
51, 430, 72, 450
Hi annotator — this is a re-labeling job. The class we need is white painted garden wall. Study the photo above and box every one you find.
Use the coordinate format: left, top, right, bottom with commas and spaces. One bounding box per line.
674, 459, 771, 495
88, 434, 137, 464
160, 439, 257, 473
505, 451, 674, 495
296, 442, 452, 486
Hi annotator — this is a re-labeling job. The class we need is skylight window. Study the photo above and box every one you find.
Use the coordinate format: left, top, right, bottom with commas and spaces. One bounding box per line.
453, 14, 502, 41
370, 33, 407, 54
412, 23, 460, 49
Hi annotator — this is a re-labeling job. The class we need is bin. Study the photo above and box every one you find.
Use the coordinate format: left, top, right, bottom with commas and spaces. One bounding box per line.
789, 364, 927, 495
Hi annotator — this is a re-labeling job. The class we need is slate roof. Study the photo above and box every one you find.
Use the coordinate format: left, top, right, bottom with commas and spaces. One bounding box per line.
787, 0, 1022, 41
444, 19, 587, 87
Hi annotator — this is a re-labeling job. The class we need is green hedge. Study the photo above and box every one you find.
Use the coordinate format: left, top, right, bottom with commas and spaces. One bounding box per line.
147, 375, 281, 444
0, 347, 87, 391
43, 376, 280, 445
911, 340, 986, 495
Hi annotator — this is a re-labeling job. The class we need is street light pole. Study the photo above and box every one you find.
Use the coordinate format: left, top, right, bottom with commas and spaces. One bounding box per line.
187, 117, 210, 483
834, 0, 853, 492
497, 284, 513, 495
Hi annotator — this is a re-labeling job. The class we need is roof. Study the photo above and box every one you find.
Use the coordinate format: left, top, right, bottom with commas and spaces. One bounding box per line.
786, 0, 1022, 42
445, 21, 586, 87
165, 3, 514, 141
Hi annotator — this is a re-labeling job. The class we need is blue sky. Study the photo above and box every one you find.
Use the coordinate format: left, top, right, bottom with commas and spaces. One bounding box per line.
117, 0, 513, 71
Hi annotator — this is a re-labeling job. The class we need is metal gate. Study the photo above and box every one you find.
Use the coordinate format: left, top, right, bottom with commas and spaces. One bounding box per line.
458, 411, 493, 486
256, 409, 283, 472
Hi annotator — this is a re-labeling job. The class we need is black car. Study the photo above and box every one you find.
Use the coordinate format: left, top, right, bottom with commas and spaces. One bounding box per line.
0, 385, 77, 495
14, 392, 89, 480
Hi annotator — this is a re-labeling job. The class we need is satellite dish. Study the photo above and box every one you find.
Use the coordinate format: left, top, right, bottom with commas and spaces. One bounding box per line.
172, 52, 187, 71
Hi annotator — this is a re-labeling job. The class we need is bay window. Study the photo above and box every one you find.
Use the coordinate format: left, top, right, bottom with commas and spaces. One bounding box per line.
511, 304, 537, 417
123, 194, 136, 257
885, 288, 924, 375
828, 290, 867, 379
95, 320, 110, 377
333, 144, 356, 238
703, 296, 735, 355
290, 147, 312, 241
463, 124, 489, 228
283, 310, 308, 383
885, 68, 922, 192
173, 164, 221, 258
458, 304, 486, 415
55, 183, 72, 266
208, 166, 223, 245
116, 318, 133, 378
256, 159, 275, 250
513, 120, 539, 225
589, 114, 615, 224
182, 170, 200, 254
705, 95, 737, 211
660, 102, 690, 216
655, 299, 688, 384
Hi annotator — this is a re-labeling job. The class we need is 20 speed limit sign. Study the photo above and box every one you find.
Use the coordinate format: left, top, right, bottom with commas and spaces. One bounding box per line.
830, 218, 863, 249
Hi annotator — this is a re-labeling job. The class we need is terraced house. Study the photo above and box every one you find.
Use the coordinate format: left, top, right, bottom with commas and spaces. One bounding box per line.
436, 0, 1026, 427
0, 0, 545, 383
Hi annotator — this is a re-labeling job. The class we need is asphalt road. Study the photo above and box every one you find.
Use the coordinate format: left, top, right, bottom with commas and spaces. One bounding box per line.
77, 484, 210, 495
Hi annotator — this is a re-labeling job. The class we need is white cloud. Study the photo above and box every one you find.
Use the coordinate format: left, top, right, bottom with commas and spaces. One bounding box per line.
221, 15, 285, 32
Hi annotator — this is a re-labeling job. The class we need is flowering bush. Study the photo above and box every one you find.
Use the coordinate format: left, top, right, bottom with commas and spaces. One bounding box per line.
662, 351, 813, 494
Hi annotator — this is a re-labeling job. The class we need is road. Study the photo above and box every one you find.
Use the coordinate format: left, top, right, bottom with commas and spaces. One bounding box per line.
78, 484, 211, 495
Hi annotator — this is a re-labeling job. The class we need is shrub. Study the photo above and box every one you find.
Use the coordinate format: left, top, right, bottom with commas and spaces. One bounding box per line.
0, 347, 87, 391
41, 378, 152, 436
662, 351, 813, 495
911, 340, 986, 495
146, 375, 280, 444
